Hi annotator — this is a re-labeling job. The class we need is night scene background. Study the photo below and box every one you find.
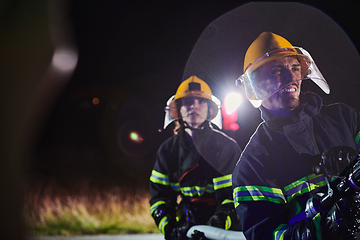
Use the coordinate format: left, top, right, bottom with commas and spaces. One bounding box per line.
1, 0, 360, 238
2, 0, 360, 212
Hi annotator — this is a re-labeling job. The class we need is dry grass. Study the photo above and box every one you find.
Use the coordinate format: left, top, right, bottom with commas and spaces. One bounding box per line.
24, 181, 159, 236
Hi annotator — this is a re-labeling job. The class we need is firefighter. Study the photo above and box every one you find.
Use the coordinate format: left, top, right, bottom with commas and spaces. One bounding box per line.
232, 32, 360, 239
150, 76, 241, 240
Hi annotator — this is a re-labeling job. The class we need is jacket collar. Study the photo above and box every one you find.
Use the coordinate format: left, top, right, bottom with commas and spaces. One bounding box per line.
260, 92, 323, 130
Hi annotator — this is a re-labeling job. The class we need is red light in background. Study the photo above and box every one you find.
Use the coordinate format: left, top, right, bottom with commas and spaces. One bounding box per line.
222, 93, 241, 131
92, 97, 99, 105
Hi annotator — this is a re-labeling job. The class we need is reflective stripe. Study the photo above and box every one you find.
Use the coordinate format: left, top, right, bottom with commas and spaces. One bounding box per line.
158, 216, 168, 235
283, 174, 326, 202
225, 215, 232, 230
150, 200, 166, 215
222, 199, 234, 205
233, 175, 325, 207
274, 224, 288, 240
214, 174, 232, 190
170, 182, 181, 192
312, 213, 322, 240
356, 131, 360, 151
151, 169, 215, 197
180, 184, 214, 197
233, 185, 286, 208
150, 170, 169, 186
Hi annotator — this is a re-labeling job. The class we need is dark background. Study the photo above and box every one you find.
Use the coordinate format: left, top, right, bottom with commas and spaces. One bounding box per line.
22, 0, 360, 190
2, 1, 358, 238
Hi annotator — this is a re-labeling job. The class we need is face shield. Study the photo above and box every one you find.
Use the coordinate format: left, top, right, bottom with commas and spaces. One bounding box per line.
163, 95, 176, 129
163, 94, 222, 130
237, 47, 330, 108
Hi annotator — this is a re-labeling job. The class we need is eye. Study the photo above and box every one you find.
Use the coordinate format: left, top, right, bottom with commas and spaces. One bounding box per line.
198, 99, 207, 104
182, 98, 193, 106
270, 67, 282, 76
292, 66, 300, 72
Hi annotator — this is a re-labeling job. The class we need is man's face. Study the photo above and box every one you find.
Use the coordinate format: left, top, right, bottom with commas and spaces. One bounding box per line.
257, 56, 302, 113
180, 97, 209, 128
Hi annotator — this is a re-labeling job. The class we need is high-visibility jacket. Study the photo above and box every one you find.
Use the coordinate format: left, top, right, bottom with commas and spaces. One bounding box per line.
232, 92, 360, 240
150, 122, 241, 235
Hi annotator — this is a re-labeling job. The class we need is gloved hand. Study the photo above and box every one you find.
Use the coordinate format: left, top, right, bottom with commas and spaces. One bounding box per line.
207, 208, 229, 229
321, 146, 358, 177
151, 204, 182, 239
165, 207, 198, 240
165, 223, 191, 240
322, 194, 360, 240
191, 230, 209, 240
207, 205, 238, 230
282, 219, 316, 240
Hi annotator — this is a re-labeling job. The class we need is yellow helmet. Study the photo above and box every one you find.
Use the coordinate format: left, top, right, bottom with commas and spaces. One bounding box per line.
243, 32, 309, 77
238, 31, 330, 108
163, 76, 221, 128
173, 75, 213, 101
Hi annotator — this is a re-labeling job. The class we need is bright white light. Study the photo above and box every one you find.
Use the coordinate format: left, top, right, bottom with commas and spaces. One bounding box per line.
224, 92, 242, 114
51, 47, 78, 73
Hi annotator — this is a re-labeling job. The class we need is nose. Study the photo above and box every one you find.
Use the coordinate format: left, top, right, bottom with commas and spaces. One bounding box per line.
281, 68, 298, 84
190, 99, 199, 108
289, 69, 298, 80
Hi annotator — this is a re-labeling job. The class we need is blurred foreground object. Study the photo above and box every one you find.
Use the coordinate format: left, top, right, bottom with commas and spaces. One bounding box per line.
0, 0, 77, 239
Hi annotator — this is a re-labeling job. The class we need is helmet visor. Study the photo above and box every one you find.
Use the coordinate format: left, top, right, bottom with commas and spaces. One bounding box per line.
163, 95, 222, 129
163, 95, 176, 129
238, 47, 330, 108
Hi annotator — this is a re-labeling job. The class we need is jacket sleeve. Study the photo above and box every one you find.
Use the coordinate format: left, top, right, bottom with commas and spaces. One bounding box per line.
211, 140, 241, 230
232, 148, 322, 240
323, 103, 360, 151
210, 173, 238, 230
342, 103, 360, 151
211, 130, 242, 207
149, 142, 179, 235
236, 200, 321, 240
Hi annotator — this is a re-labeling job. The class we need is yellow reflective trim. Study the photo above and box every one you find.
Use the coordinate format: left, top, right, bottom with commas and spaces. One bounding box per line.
150, 170, 169, 186
283, 174, 321, 192
159, 216, 168, 235
233, 185, 286, 204
180, 184, 214, 197
225, 215, 231, 230
312, 213, 322, 240
213, 174, 232, 190
150, 200, 166, 215
151, 169, 168, 179
170, 182, 181, 191
222, 199, 234, 205
283, 174, 326, 202
355, 131, 360, 145
274, 224, 287, 240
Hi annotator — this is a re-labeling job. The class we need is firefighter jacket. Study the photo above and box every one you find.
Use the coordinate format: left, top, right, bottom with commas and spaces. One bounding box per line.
150, 121, 241, 235
232, 92, 360, 240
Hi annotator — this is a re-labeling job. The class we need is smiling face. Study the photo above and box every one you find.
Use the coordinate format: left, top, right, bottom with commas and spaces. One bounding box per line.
255, 56, 303, 114
179, 97, 209, 128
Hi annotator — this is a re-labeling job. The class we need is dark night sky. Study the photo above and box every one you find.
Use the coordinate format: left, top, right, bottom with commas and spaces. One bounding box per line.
30, 0, 360, 188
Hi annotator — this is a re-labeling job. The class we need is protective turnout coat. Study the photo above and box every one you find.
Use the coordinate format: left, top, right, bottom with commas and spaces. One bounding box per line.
150, 122, 241, 235
232, 92, 360, 240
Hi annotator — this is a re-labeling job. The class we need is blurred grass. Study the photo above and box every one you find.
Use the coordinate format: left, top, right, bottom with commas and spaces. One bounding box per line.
24, 181, 160, 236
